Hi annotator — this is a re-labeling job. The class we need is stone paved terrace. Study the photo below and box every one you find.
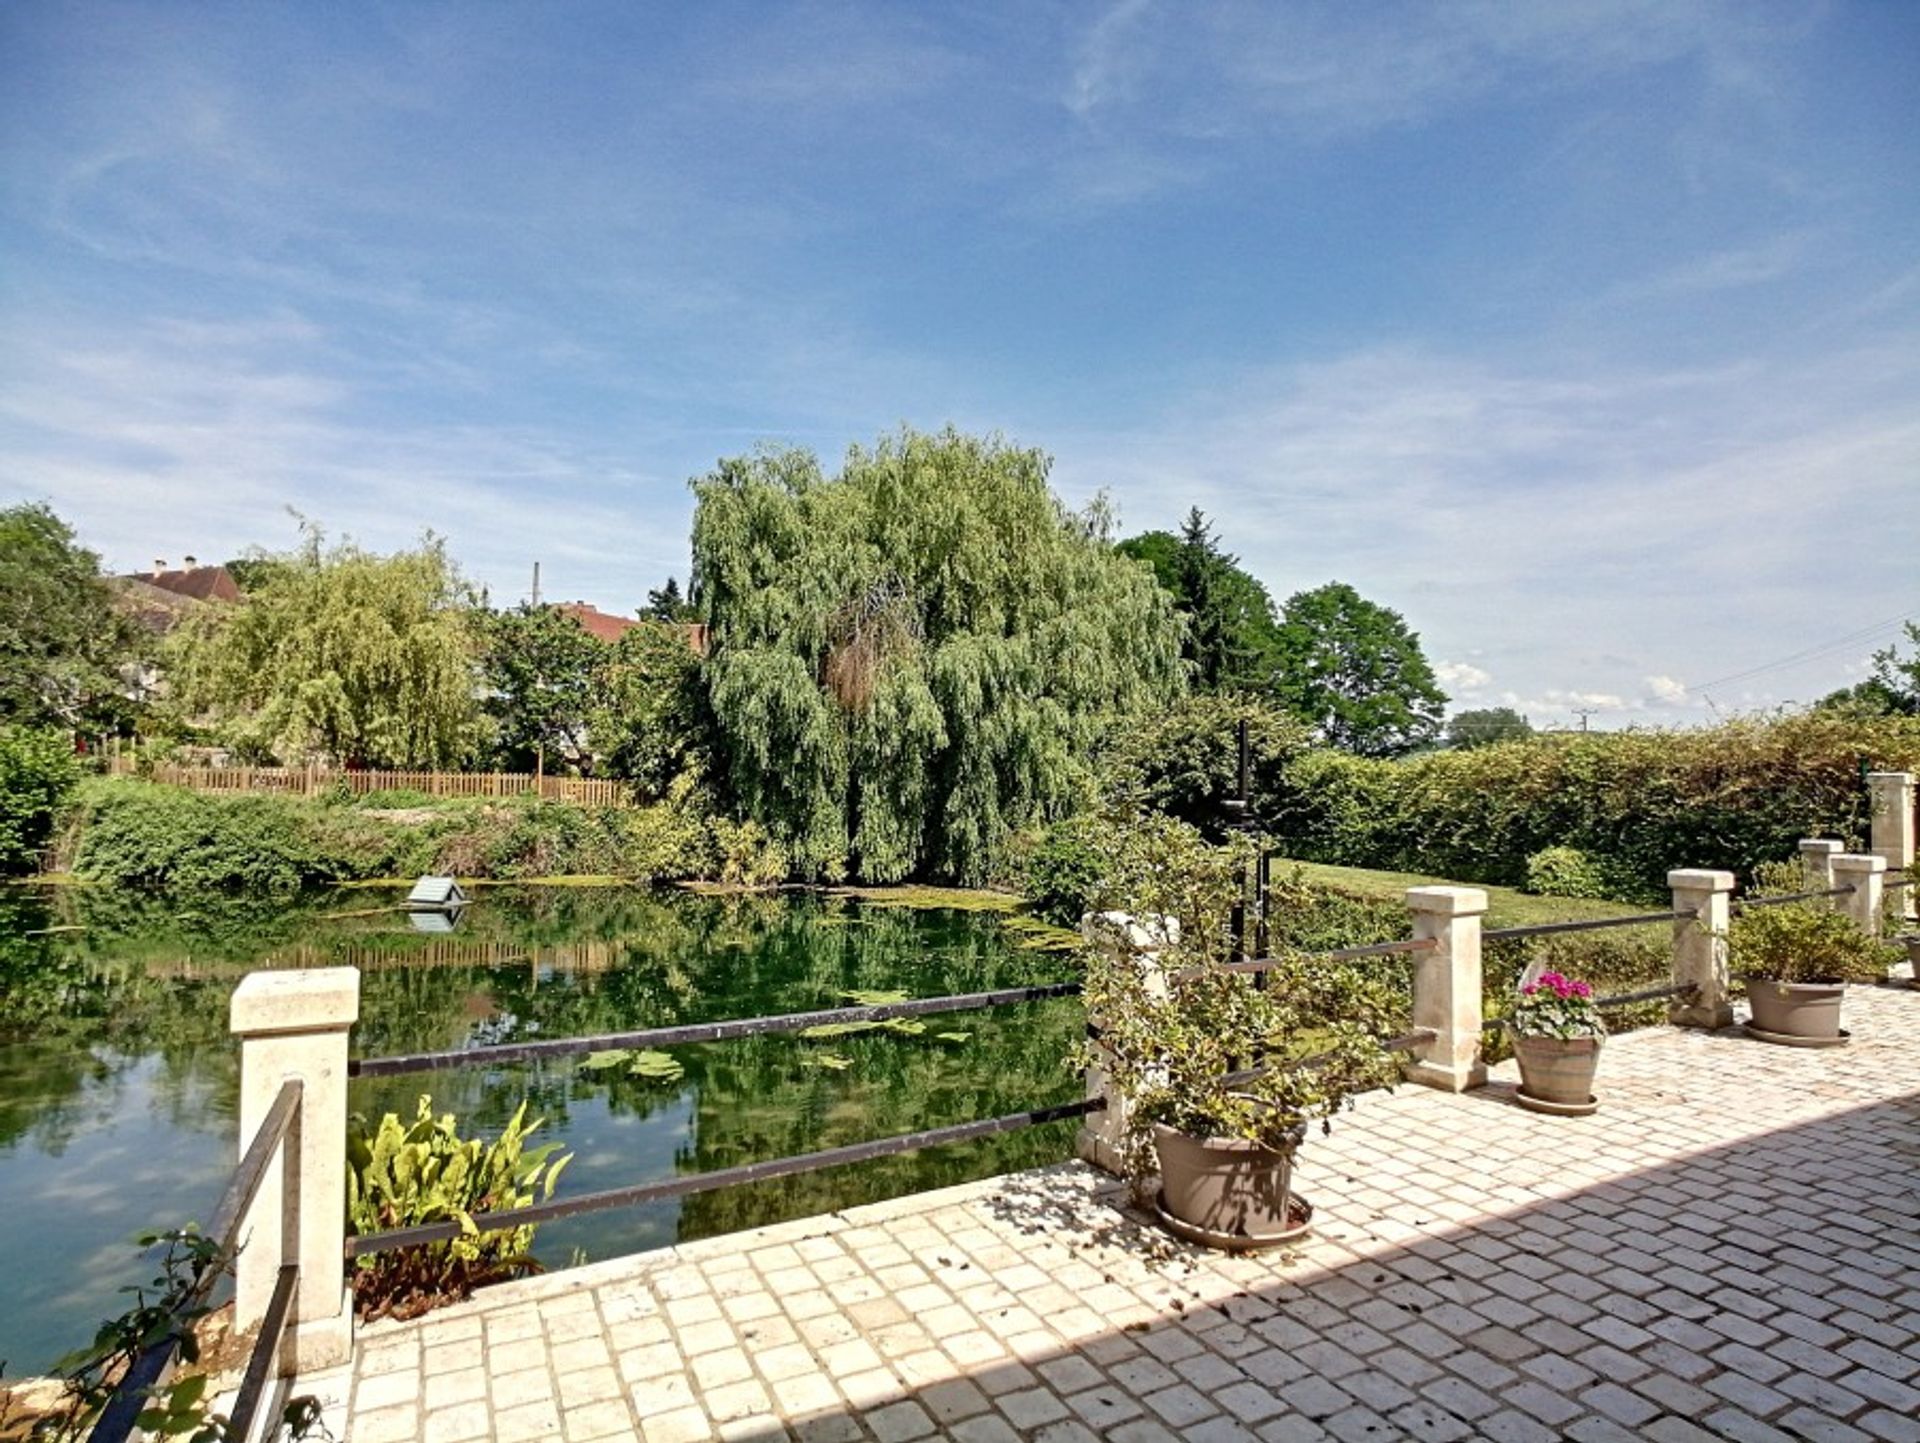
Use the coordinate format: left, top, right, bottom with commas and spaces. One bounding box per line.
299, 984, 1920, 1443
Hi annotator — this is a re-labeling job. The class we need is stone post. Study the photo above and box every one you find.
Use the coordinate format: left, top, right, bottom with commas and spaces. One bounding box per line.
1868, 772, 1916, 923
1404, 887, 1487, 1092
230, 968, 359, 1370
1832, 853, 1887, 939
1076, 912, 1176, 1176
1669, 870, 1735, 1028
1798, 838, 1841, 895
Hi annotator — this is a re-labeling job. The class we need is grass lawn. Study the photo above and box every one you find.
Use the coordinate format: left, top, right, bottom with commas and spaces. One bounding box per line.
1274, 859, 1645, 927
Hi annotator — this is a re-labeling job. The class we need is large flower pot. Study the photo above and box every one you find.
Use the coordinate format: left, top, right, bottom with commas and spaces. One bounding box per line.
1746, 978, 1846, 1043
1511, 1034, 1602, 1115
1151, 1122, 1310, 1250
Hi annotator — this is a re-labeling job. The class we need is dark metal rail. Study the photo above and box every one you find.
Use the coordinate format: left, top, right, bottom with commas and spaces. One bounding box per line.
350, 981, 1084, 1077
225, 1263, 299, 1443
1221, 1026, 1438, 1089
88, 1082, 303, 1443
207, 1079, 302, 1252
1885, 876, 1913, 891
348, 1097, 1103, 1256
1731, 884, 1855, 913
1595, 981, 1696, 1009
1482, 909, 1696, 942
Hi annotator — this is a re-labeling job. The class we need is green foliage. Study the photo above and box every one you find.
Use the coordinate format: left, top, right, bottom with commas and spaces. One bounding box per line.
1508, 970, 1604, 1040
580, 1049, 685, 1082
162, 524, 483, 767
590, 624, 713, 798
71, 779, 428, 891
345, 1096, 571, 1322
1117, 509, 1282, 693
29, 1226, 326, 1442
1270, 711, 1920, 903
64, 777, 727, 890
1523, 846, 1613, 900
1021, 814, 1113, 926
1098, 693, 1314, 835
481, 604, 609, 773
708, 816, 787, 887
1271, 582, 1447, 756
1867, 621, 1920, 713
1076, 827, 1400, 1171
1726, 904, 1899, 985
692, 427, 1182, 884
0, 502, 139, 732
0, 726, 80, 875
1446, 706, 1533, 749
642, 576, 697, 622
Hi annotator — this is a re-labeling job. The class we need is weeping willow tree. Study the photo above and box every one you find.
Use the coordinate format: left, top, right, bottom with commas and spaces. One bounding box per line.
691, 428, 1183, 883
164, 526, 484, 767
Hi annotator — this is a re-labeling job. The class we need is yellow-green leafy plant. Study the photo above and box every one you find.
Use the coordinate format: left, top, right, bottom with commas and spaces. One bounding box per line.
345, 1096, 570, 1322
1726, 905, 1899, 986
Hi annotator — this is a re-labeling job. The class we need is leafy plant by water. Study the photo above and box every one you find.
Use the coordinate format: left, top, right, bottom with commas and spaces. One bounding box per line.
345, 1097, 571, 1322
22, 1226, 327, 1442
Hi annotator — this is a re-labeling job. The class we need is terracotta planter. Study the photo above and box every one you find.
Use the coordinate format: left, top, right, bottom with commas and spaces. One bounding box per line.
1151, 1121, 1309, 1248
1511, 1034, 1602, 1111
1745, 978, 1846, 1040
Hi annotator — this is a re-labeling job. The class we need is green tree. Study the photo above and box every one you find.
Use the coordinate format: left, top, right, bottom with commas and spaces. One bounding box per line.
1272, 582, 1447, 757
590, 623, 713, 798
1446, 706, 1534, 749
482, 604, 609, 773
0, 503, 138, 731
642, 576, 696, 622
1868, 622, 1920, 711
165, 526, 483, 767
0, 725, 80, 874
691, 427, 1183, 883
1117, 510, 1281, 692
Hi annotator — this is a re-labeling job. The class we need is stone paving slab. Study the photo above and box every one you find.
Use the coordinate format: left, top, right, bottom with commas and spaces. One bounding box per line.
303, 985, 1920, 1442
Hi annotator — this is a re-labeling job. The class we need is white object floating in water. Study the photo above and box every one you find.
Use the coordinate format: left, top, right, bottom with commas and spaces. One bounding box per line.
406, 875, 468, 910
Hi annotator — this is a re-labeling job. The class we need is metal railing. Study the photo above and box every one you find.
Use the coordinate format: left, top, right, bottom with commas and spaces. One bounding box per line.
348, 981, 1084, 1078
347, 981, 1094, 1257
1481, 908, 1697, 942
1730, 884, 1855, 914
88, 1080, 304, 1443
1221, 1026, 1438, 1089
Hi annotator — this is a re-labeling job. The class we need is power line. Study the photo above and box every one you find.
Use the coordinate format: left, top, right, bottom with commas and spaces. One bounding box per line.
1692, 610, 1913, 696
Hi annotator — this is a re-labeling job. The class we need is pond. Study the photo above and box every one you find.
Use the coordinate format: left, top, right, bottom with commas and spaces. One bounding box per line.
0, 883, 1082, 1376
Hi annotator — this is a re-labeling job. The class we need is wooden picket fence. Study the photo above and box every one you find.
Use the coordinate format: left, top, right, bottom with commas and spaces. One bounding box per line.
106, 756, 630, 807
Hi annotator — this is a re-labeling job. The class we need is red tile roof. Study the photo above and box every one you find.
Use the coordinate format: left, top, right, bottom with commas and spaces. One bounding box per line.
555, 601, 642, 643
129, 565, 242, 604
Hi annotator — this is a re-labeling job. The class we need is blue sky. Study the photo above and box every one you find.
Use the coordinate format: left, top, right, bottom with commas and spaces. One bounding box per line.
2, 1, 1915, 727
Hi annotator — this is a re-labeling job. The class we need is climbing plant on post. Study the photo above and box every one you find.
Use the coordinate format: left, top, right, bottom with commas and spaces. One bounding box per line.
690, 428, 1183, 883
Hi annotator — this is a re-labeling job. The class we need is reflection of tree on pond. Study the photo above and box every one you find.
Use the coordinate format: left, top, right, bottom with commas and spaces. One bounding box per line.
1, 881, 1086, 1303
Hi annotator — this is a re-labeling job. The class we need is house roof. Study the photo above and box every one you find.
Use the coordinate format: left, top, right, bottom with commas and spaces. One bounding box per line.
110, 575, 212, 634
129, 564, 243, 605
555, 601, 642, 644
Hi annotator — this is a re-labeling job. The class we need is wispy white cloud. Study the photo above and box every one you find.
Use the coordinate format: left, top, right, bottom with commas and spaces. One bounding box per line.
1437, 660, 1493, 694
1644, 674, 1692, 707
1048, 332, 1920, 726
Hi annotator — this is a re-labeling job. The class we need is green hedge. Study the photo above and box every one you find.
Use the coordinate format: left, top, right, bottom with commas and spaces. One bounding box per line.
1267, 712, 1920, 902
67, 778, 735, 891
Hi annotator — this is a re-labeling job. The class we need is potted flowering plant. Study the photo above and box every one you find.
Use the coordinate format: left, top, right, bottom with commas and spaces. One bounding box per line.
1507, 970, 1604, 1115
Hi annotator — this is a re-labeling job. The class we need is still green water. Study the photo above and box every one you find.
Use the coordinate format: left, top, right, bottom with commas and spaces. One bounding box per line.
0, 884, 1081, 1375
